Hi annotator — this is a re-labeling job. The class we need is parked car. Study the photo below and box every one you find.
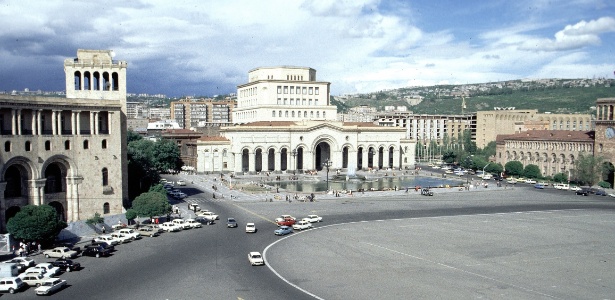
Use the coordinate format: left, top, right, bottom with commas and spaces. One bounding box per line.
292, 220, 313, 231
94, 235, 120, 246
137, 226, 161, 237
274, 226, 293, 236
159, 222, 182, 232
506, 178, 517, 184
26, 263, 60, 277
525, 178, 537, 184
81, 246, 111, 258
575, 188, 590, 196
85, 241, 115, 252
534, 183, 545, 189
570, 186, 582, 192
53, 242, 81, 255
3, 258, 35, 272
110, 232, 132, 243
177, 180, 186, 186
592, 188, 607, 196
0, 277, 26, 294
248, 252, 264, 266
43, 247, 78, 259
18, 273, 47, 287
227, 218, 238, 228
246, 223, 257, 233
117, 228, 141, 240
303, 215, 322, 223
197, 211, 219, 220
172, 219, 192, 230
49, 259, 80, 272
35, 278, 66, 296
185, 219, 202, 229
188, 203, 201, 212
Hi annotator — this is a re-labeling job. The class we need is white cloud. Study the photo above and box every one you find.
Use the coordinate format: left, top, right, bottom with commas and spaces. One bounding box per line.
519, 17, 615, 51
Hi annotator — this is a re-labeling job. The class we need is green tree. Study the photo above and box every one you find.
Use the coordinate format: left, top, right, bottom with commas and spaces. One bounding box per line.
85, 212, 105, 225
6, 205, 67, 243
485, 163, 503, 174
462, 130, 477, 154
523, 164, 541, 179
479, 141, 497, 158
504, 161, 524, 177
553, 172, 568, 183
127, 130, 143, 143
131, 191, 171, 218
572, 154, 606, 186
152, 139, 182, 172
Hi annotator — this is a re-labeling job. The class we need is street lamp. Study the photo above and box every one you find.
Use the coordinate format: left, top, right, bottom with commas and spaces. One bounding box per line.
465, 156, 473, 185
323, 158, 333, 191
482, 162, 490, 177
291, 148, 298, 172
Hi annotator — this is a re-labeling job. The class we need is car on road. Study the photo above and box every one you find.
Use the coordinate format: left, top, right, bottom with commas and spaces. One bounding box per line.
177, 180, 186, 186
137, 226, 161, 237
0, 277, 26, 294
274, 215, 296, 223
248, 252, 264, 266
110, 232, 132, 243
85, 241, 115, 252
303, 215, 322, 223
575, 188, 590, 196
159, 222, 182, 232
524, 178, 537, 184
50, 258, 80, 272
420, 188, 434, 196
592, 188, 607, 196
276, 218, 296, 226
292, 220, 313, 231
118, 228, 141, 240
227, 218, 238, 228
188, 203, 201, 212
506, 177, 517, 184
194, 216, 210, 224
26, 263, 60, 277
53, 242, 82, 255
274, 226, 293, 236
197, 211, 219, 220
185, 219, 203, 229
81, 246, 111, 258
94, 235, 120, 246
172, 219, 193, 230
3, 257, 35, 272
18, 273, 47, 287
245, 223, 256, 233
35, 278, 66, 296
534, 183, 545, 189
43, 247, 78, 259
570, 186, 582, 192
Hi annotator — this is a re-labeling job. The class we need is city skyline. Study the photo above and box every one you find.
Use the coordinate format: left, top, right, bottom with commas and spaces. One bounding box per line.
1, 0, 614, 97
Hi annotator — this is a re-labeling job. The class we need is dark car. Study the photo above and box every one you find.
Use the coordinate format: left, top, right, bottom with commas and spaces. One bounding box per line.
86, 241, 115, 252
195, 216, 210, 224
576, 188, 590, 196
421, 188, 434, 196
50, 258, 81, 272
81, 246, 111, 258
593, 189, 607, 196
227, 218, 238, 228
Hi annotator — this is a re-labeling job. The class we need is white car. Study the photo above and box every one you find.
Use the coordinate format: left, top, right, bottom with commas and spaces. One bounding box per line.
184, 219, 202, 228
524, 179, 537, 184
43, 247, 78, 259
245, 223, 256, 233
159, 222, 182, 232
26, 263, 60, 277
18, 273, 48, 287
177, 180, 186, 186
570, 186, 582, 192
292, 220, 313, 231
110, 232, 132, 243
303, 215, 323, 223
274, 215, 296, 223
175, 192, 187, 199
0, 277, 25, 294
248, 252, 264, 266
172, 219, 192, 230
197, 211, 219, 220
35, 278, 66, 296
118, 228, 141, 240
3, 257, 36, 269
94, 235, 120, 246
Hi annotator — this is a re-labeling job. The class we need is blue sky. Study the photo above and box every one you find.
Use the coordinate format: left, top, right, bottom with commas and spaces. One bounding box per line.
0, 0, 614, 97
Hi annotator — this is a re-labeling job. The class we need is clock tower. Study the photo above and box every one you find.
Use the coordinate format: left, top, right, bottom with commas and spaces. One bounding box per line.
595, 97, 615, 186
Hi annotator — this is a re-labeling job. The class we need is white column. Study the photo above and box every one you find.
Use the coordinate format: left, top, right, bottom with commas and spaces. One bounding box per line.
37, 110, 43, 135
75, 111, 81, 135
89, 111, 94, 135
94, 111, 99, 135
51, 110, 58, 135
30, 110, 36, 135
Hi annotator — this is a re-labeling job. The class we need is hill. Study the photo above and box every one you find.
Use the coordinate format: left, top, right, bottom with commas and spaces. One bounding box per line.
334, 78, 615, 115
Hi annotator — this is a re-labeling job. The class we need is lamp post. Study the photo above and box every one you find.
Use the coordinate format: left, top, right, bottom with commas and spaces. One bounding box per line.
291, 148, 297, 172
323, 158, 332, 191
465, 156, 473, 185
482, 162, 490, 177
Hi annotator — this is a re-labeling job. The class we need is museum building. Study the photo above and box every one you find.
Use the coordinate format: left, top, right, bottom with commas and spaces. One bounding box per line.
197, 66, 415, 174
0, 49, 128, 231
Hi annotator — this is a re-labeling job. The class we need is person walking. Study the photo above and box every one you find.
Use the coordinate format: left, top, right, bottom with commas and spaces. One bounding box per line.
101, 225, 106, 234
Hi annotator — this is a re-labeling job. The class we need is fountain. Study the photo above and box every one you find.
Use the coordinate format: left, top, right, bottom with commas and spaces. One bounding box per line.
333, 161, 366, 182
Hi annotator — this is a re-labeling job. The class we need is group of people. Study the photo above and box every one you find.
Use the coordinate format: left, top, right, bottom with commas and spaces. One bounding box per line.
13, 241, 42, 257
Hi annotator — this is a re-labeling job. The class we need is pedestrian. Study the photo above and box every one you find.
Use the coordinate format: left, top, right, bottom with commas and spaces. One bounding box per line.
102, 225, 106, 234
37, 242, 42, 253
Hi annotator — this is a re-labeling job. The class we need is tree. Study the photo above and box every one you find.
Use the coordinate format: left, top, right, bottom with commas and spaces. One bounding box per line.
572, 154, 606, 186
504, 161, 524, 177
6, 205, 67, 243
485, 163, 503, 174
130, 191, 171, 218
462, 130, 477, 154
553, 172, 568, 183
523, 164, 541, 179
85, 212, 105, 225
479, 141, 497, 158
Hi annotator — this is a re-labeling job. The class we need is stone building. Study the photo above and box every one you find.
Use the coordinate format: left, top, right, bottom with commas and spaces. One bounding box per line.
0, 49, 128, 231
170, 98, 234, 129
495, 130, 595, 177
594, 97, 615, 184
196, 66, 415, 174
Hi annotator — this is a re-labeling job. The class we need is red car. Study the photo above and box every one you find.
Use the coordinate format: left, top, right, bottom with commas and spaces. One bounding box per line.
276, 218, 296, 226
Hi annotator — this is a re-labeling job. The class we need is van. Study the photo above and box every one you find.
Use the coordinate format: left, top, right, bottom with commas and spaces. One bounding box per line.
0, 277, 25, 294
0, 263, 19, 278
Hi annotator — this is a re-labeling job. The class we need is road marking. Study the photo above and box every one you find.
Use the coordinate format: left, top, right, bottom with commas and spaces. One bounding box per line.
231, 203, 277, 224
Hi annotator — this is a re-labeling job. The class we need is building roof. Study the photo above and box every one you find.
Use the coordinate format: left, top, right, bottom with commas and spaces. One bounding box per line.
197, 136, 229, 142
341, 122, 381, 127
496, 130, 595, 143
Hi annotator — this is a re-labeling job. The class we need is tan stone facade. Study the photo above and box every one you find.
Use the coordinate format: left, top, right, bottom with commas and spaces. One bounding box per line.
594, 98, 615, 179
0, 50, 127, 231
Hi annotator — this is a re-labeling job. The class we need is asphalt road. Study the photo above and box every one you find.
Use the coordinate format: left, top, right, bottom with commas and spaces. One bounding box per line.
7, 181, 615, 299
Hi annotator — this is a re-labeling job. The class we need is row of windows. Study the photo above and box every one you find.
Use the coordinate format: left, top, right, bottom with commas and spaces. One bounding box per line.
277, 86, 319, 95
240, 87, 257, 97
73, 71, 119, 91
271, 110, 327, 119
277, 98, 319, 106
4, 139, 108, 152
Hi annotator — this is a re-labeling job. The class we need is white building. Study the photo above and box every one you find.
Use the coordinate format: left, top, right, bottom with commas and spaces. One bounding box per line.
197, 66, 415, 174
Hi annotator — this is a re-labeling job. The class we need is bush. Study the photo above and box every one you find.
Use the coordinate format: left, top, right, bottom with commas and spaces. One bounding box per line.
598, 181, 611, 188
85, 212, 105, 225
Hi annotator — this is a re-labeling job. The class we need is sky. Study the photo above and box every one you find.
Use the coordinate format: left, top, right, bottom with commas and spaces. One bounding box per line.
1, 0, 614, 97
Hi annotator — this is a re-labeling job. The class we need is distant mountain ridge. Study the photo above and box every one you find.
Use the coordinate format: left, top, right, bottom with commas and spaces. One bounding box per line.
334, 78, 615, 115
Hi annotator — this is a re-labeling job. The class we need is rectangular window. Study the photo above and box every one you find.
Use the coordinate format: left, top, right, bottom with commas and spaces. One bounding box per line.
309, 99, 312, 106
302, 87, 307, 94
290, 99, 294, 105
315, 87, 319, 95
309, 87, 313, 95
284, 98, 288, 105
277, 86, 282, 94
290, 86, 294, 94
302, 99, 306, 105
284, 86, 288, 94
277, 98, 282, 105
315, 99, 318, 106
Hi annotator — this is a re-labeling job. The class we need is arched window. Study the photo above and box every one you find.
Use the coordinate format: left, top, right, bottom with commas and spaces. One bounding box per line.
102, 168, 108, 186
103, 202, 110, 214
